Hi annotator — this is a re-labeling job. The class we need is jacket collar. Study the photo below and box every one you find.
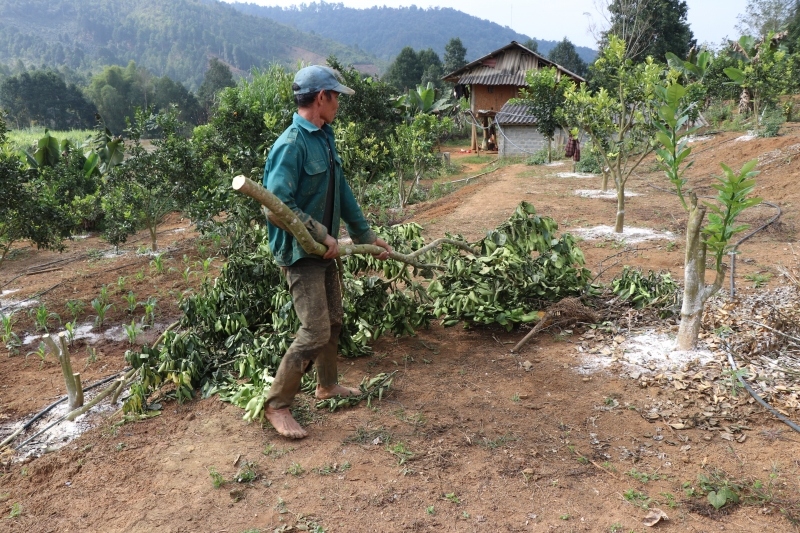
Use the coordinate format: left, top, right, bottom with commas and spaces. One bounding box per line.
293, 112, 333, 135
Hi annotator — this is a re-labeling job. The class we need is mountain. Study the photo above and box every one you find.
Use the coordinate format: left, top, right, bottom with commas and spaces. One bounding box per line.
0, 0, 379, 89
230, 2, 597, 65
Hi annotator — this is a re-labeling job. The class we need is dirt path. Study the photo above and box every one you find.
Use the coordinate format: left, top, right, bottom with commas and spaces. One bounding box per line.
2, 129, 800, 532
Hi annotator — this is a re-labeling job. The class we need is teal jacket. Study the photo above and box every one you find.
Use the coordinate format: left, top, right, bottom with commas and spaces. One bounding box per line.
263, 113, 376, 266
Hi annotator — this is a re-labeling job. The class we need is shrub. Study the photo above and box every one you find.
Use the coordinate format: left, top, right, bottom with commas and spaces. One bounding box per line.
759, 107, 785, 138
704, 99, 734, 126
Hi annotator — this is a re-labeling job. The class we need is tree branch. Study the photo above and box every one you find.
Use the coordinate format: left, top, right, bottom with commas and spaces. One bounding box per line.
232, 176, 473, 270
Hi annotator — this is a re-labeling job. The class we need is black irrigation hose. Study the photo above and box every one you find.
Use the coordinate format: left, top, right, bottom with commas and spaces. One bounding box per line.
2, 369, 130, 449
725, 348, 800, 435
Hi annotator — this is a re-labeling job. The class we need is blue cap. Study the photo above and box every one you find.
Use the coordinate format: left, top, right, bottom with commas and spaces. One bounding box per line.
293, 65, 355, 96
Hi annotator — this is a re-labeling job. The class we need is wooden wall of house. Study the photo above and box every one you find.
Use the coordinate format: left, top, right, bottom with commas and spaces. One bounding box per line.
472, 85, 520, 112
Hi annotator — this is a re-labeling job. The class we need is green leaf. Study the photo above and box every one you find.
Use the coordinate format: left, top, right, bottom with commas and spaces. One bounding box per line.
707, 491, 727, 509
723, 67, 745, 84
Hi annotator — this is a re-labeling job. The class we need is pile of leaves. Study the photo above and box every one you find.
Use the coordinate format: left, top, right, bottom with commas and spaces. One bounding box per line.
124, 201, 592, 420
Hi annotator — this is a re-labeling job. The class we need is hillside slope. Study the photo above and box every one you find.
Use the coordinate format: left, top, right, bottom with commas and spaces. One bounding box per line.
0, 0, 379, 89
231, 1, 598, 64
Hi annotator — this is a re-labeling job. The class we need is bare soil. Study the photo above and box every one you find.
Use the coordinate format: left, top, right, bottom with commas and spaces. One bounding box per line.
2, 125, 800, 533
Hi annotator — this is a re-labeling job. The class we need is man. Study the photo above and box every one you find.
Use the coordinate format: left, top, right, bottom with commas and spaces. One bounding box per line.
262, 65, 392, 439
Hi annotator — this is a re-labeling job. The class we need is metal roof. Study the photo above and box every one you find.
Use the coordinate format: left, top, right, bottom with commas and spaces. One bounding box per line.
442, 41, 585, 86
495, 103, 537, 125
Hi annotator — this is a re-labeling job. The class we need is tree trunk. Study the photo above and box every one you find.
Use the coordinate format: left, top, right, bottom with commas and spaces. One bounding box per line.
42, 333, 84, 410
614, 184, 626, 233
149, 225, 158, 252
601, 168, 609, 192
676, 197, 708, 350
547, 138, 552, 163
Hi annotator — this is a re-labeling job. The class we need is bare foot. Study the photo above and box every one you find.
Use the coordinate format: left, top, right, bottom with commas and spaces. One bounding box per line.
315, 383, 360, 400
264, 406, 307, 439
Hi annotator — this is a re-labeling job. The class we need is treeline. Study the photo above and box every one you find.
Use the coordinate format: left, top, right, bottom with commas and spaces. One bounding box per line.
0, 59, 455, 270
231, 1, 597, 64
0, 58, 237, 133
0, 0, 377, 90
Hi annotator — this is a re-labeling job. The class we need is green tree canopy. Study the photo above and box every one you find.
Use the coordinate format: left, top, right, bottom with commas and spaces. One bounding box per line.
547, 38, 589, 77
443, 37, 468, 73
86, 62, 155, 134
152, 76, 202, 126
327, 56, 401, 140
515, 66, 572, 162
736, 0, 795, 38
788, 2, 800, 52
383, 47, 423, 92
197, 58, 236, 117
601, 0, 695, 62
0, 70, 95, 129
521, 38, 539, 53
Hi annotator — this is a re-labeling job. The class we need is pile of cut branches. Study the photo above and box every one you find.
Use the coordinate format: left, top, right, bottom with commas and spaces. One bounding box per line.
122, 182, 592, 421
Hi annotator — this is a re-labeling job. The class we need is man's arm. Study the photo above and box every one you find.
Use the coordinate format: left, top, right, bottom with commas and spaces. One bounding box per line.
338, 174, 392, 260
265, 140, 329, 244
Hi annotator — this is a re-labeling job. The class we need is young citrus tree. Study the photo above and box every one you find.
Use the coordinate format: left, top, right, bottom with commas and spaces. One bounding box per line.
655, 82, 761, 349
514, 66, 572, 163
562, 36, 662, 232
103, 107, 201, 251
390, 113, 452, 209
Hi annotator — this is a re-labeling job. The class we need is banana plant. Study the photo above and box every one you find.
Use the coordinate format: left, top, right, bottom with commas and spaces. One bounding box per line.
394, 82, 452, 120
723, 32, 788, 124
666, 49, 713, 83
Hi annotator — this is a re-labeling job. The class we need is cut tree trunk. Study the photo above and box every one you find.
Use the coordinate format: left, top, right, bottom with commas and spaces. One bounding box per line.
676, 195, 724, 350
42, 333, 84, 410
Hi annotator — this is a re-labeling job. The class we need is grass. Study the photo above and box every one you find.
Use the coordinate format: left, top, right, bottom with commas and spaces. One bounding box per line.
234, 460, 258, 483
623, 488, 651, 509
313, 462, 351, 475
626, 468, 661, 483
386, 442, 414, 465
7, 128, 95, 151
209, 467, 225, 488
744, 272, 772, 287
343, 426, 391, 445
481, 433, 518, 449
286, 462, 305, 476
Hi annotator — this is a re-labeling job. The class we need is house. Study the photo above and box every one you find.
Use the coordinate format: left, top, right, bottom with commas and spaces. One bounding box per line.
442, 41, 585, 153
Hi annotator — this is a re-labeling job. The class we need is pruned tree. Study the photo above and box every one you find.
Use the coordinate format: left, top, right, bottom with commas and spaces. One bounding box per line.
655, 83, 761, 350
514, 67, 571, 163
562, 36, 662, 232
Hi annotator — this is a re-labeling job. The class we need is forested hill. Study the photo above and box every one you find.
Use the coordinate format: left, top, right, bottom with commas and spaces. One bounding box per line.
0, 0, 378, 89
230, 2, 597, 64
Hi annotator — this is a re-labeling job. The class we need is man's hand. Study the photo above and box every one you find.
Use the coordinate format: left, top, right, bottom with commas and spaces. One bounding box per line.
322, 234, 339, 259
373, 237, 392, 261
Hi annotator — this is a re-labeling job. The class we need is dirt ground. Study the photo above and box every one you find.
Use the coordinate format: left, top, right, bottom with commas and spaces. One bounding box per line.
2, 124, 800, 532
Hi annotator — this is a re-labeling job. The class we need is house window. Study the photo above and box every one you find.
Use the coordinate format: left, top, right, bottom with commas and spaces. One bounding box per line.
487, 87, 494, 94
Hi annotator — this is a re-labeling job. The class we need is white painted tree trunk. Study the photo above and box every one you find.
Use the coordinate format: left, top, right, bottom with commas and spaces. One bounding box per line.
43, 333, 84, 410
614, 183, 625, 233
676, 196, 724, 350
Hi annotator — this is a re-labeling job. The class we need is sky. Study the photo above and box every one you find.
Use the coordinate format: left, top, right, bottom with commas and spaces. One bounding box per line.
224, 0, 751, 50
